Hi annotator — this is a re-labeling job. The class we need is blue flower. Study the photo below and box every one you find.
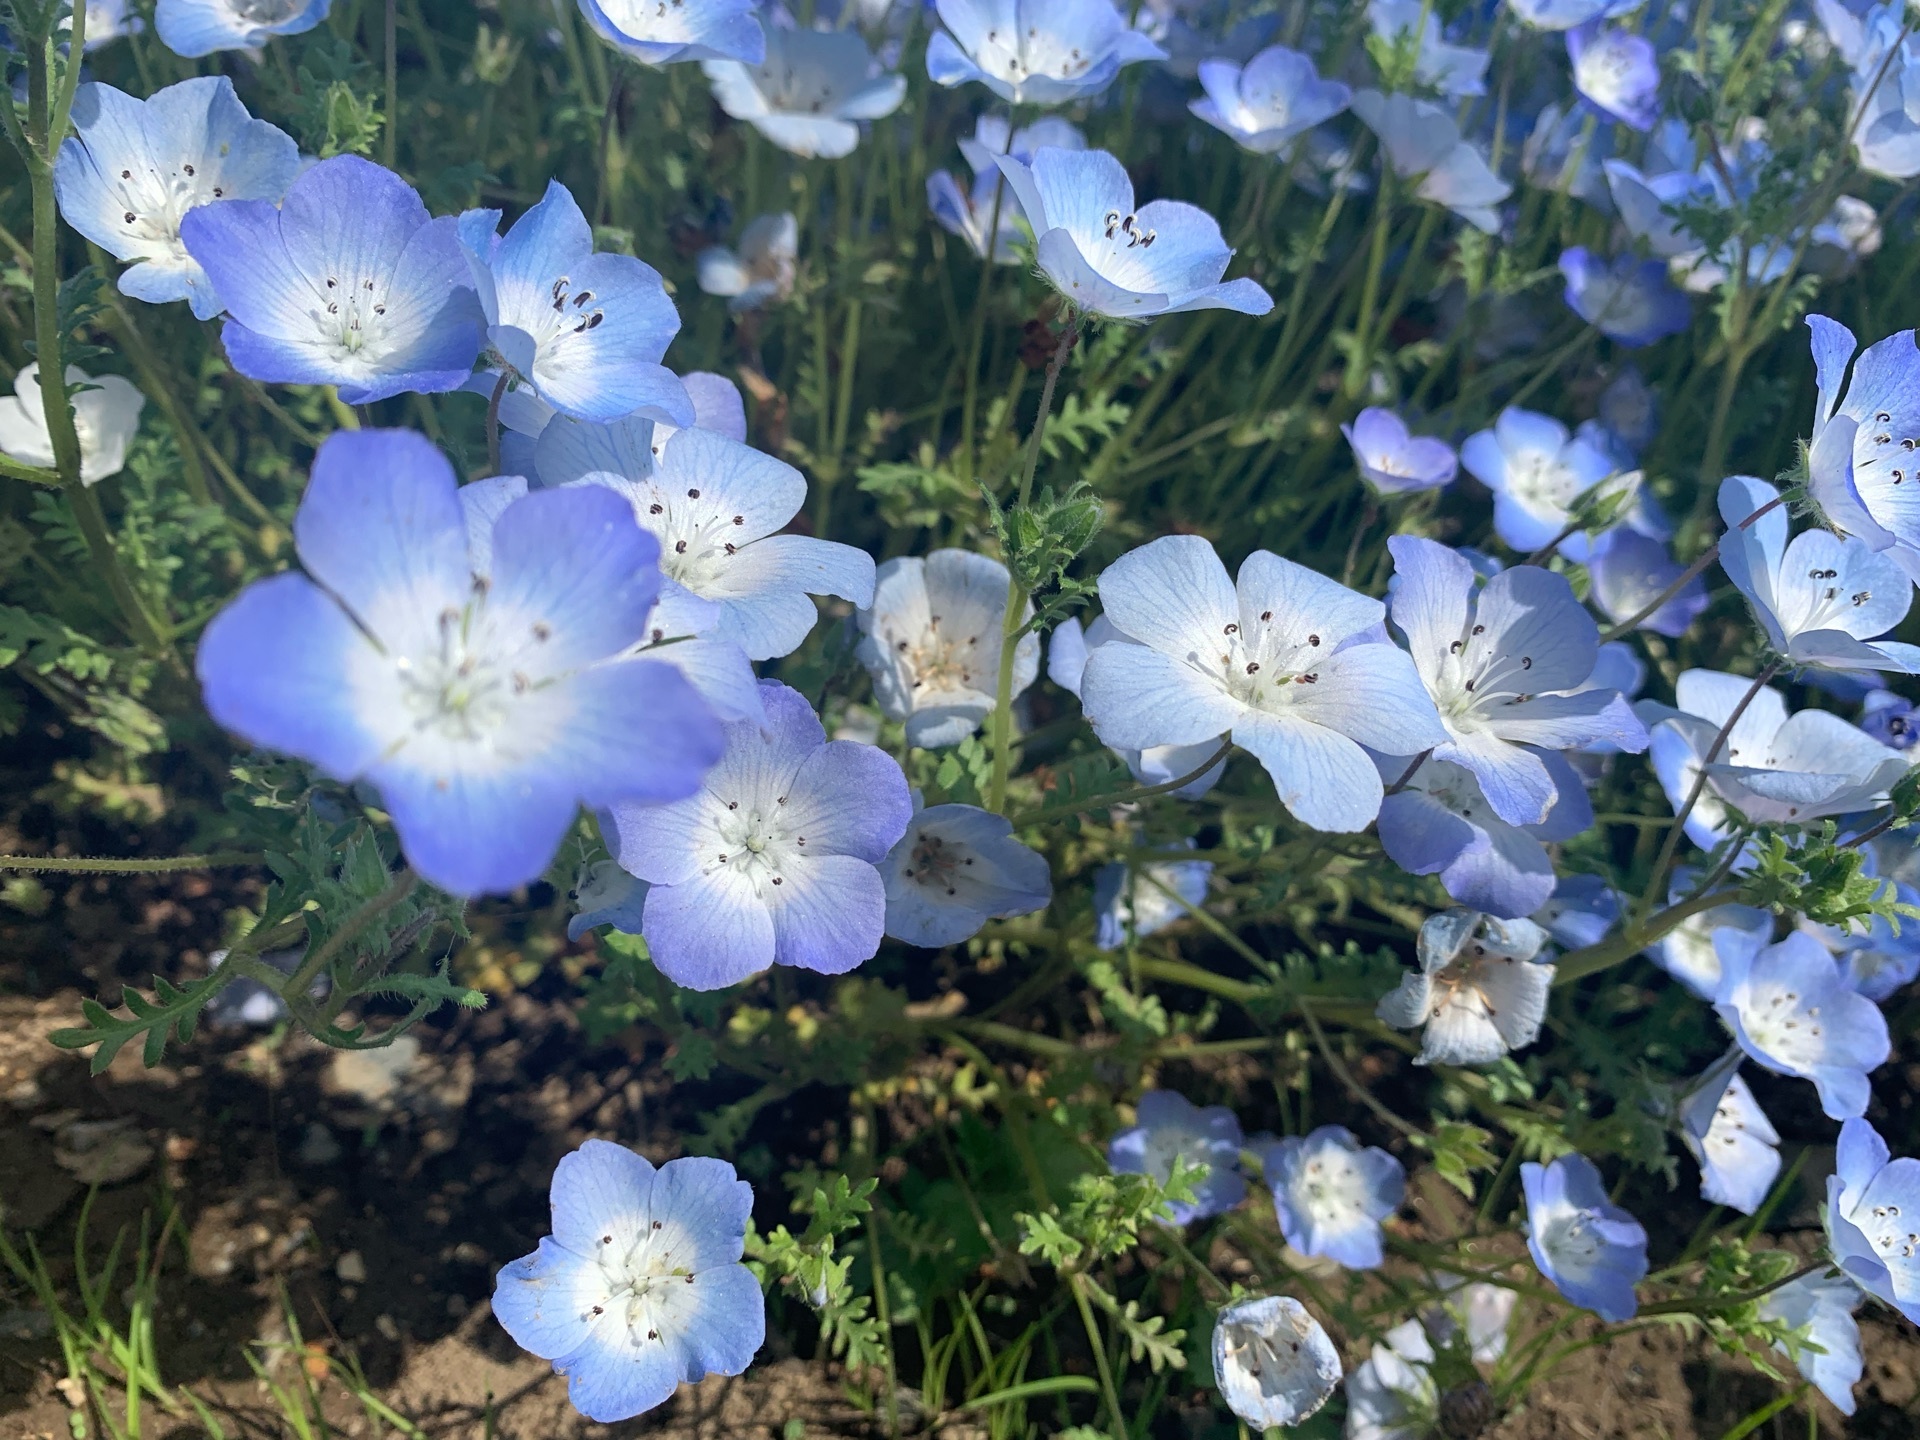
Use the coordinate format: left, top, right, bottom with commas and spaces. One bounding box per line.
1823, 1116, 1920, 1324
1522, 1153, 1647, 1321
1368, 0, 1487, 97
1713, 930, 1890, 1120
1678, 1055, 1781, 1215
1645, 874, 1772, 998
609, 680, 911, 990
1107, 1089, 1247, 1224
697, 212, 797, 312
1567, 22, 1659, 131
927, 0, 1165, 106
1805, 315, 1920, 577
882, 798, 1051, 947
1092, 843, 1212, 949
1377, 910, 1554, 1066
928, 116, 1085, 264
1049, 616, 1227, 799
1210, 1295, 1341, 1429
1189, 45, 1351, 154
155, 0, 328, 57
1254, 1125, 1404, 1269
1859, 691, 1920, 750
1558, 247, 1688, 345
1342, 407, 1458, 495
1758, 1274, 1864, 1416
1718, 474, 1920, 673
1586, 528, 1707, 639
492, 1141, 764, 1422
704, 26, 904, 159
1387, 536, 1646, 827
991, 148, 1272, 320
1351, 90, 1511, 233
1376, 752, 1591, 919
1507, 0, 1644, 29
1597, 366, 1658, 454
856, 550, 1039, 748
576, 0, 764, 65
460, 182, 691, 425
196, 430, 723, 897
567, 860, 650, 941
1820, 2, 1920, 181
1532, 873, 1621, 948
1081, 535, 1447, 833
54, 79, 299, 320
1460, 406, 1619, 557
181, 155, 484, 405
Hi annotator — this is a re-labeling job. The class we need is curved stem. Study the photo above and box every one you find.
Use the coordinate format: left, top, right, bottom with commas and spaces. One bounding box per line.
284, 866, 419, 1001
485, 370, 509, 477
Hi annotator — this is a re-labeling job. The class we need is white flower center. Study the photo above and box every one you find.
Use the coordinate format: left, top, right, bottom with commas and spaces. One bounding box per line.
1739, 984, 1824, 1065
883, 612, 990, 698
1142, 1128, 1213, 1183
900, 828, 975, 897
1291, 1152, 1365, 1228
586, 1218, 698, 1341
1541, 1209, 1608, 1278
1861, 1200, 1918, 1261
393, 602, 537, 743
1503, 447, 1584, 516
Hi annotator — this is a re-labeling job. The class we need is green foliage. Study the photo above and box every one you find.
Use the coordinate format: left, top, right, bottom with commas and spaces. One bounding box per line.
1016, 1161, 1202, 1272
1740, 823, 1918, 929
748, 1176, 888, 1372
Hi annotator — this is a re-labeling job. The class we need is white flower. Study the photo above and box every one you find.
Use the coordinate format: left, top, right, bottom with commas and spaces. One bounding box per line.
855, 549, 1039, 748
1344, 1319, 1437, 1440
1048, 615, 1227, 798
703, 26, 905, 159
882, 798, 1051, 946
1376, 909, 1554, 1066
1210, 1295, 1341, 1429
1678, 1052, 1782, 1215
1189, 44, 1352, 154
1351, 91, 1511, 233
1368, 0, 1488, 96
697, 213, 798, 313
0, 364, 145, 485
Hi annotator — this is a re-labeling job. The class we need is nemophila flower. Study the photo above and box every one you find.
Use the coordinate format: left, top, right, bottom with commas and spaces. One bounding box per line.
1819, 0, 1920, 180
1344, 1319, 1438, 1440
1824, 1115, 1920, 1323
1533, 873, 1621, 949
926, 0, 1166, 106
459, 182, 690, 426
570, 425, 873, 662
1567, 23, 1659, 130
1645, 873, 1772, 998
1093, 844, 1212, 949
1860, 690, 1919, 751
567, 859, 649, 941
1387, 537, 1644, 826
1253, 1125, 1404, 1270
1376, 752, 1591, 920
929, 116, 1086, 264
1586, 528, 1708, 639
608, 681, 910, 990
882, 798, 1051, 947
181, 156, 483, 405
704, 26, 904, 159
1107, 1090, 1247, 1224
1805, 881, 1920, 1001
1713, 929, 1890, 1120
1081, 535, 1446, 832
1459, 406, 1618, 558
697, 212, 797, 313
1557, 248, 1688, 346
1678, 1059, 1781, 1215
1521, 102, 1614, 208
1718, 474, 1920, 674
576, 0, 764, 65
54, 79, 299, 320
1648, 670, 1908, 847
198, 431, 721, 896
77, 0, 143, 50
1376, 909, 1554, 1066
1427, 1276, 1516, 1364
1805, 315, 1920, 573
154, 0, 329, 57
1522, 1153, 1648, 1321
1210, 1295, 1341, 1430
0, 363, 143, 484
1508, 0, 1643, 29
1759, 1273, 1864, 1415
1189, 45, 1352, 154
855, 549, 1039, 748
1342, 407, 1458, 495
1049, 616, 1227, 799
990, 148, 1272, 320
1367, 0, 1487, 97
1598, 366, 1658, 455
1351, 91, 1510, 233
492, 1141, 763, 1423
528, 370, 748, 488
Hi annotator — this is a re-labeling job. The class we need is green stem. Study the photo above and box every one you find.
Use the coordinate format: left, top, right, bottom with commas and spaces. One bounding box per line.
1067, 1275, 1127, 1440
1007, 738, 1232, 828
1342, 176, 1395, 398
1552, 887, 1745, 987
383, 0, 399, 170
0, 851, 260, 874
284, 865, 419, 1001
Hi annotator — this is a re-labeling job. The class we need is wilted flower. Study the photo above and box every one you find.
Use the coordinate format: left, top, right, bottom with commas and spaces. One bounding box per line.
1824, 1115, 1920, 1323
1678, 1056, 1782, 1215
1376, 909, 1554, 1066
1107, 1090, 1247, 1224
1189, 45, 1351, 154
608, 681, 910, 990
1210, 1295, 1341, 1429
990, 148, 1272, 320
882, 798, 1051, 946
1459, 406, 1618, 558
1342, 407, 1458, 494
704, 25, 904, 158
697, 212, 797, 312
1567, 22, 1660, 131
54, 80, 299, 319
577, 0, 764, 65
926, 0, 1165, 106
0, 363, 144, 484
1713, 929, 1890, 1120
1080, 535, 1446, 832
1522, 1152, 1647, 1321
1351, 90, 1511, 232
1093, 843, 1212, 949
1558, 248, 1689, 346
855, 549, 1039, 748
154, 0, 329, 57
1254, 1125, 1405, 1270
491, 1141, 764, 1422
